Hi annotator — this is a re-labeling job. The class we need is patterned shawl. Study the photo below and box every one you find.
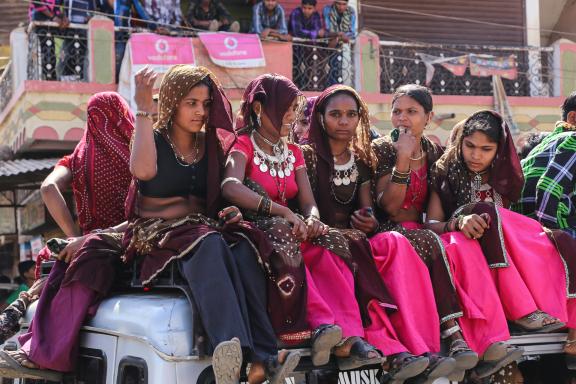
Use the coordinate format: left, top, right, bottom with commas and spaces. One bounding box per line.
70, 92, 134, 233
431, 110, 524, 217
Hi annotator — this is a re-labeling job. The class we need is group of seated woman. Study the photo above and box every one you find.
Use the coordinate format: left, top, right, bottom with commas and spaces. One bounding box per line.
0, 66, 575, 384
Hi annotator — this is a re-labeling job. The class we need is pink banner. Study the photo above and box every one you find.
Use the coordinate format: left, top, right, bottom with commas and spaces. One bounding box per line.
198, 32, 265, 68
130, 33, 195, 66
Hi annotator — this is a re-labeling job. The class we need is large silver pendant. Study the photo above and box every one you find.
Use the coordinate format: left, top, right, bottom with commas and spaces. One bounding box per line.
278, 169, 285, 179
269, 167, 277, 177
288, 163, 294, 171
474, 174, 482, 190
334, 177, 342, 186
284, 168, 291, 177
342, 177, 351, 186
253, 156, 261, 166
289, 154, 296, 163
259, 163, 268, 173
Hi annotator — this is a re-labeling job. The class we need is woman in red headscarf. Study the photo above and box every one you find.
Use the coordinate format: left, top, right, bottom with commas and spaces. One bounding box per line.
428, 110, 576, 369
222, 74, 406, 374
0, 92, 134, 380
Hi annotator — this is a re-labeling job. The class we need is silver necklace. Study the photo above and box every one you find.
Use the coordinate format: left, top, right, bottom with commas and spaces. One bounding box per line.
250, 133, 296, 179
330, 152, 359, 205
332, 151, 358, 186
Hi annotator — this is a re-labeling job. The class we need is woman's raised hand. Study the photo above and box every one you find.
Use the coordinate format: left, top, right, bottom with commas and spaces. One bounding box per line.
134, 66, 158, 112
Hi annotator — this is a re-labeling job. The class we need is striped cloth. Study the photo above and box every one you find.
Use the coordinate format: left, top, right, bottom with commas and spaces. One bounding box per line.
514, 121, 576, 238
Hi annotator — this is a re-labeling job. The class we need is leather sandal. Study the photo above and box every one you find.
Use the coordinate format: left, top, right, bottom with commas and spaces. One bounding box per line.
441, 324, 478, 370
565, 339, 576, 370
418, 354, 456, 383
265, 351, 301, 384
336, 337, 385, 370
513, 310, 565, 333
482, 341, 508, 362
212, 338, 243, 384
470, 345, 523, 379
310, 324, 342, 366
384, 352, 429, 381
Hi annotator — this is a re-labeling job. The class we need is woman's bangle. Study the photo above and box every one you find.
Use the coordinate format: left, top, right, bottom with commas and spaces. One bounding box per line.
392, 166, 410, 176
136, 111, 158, 122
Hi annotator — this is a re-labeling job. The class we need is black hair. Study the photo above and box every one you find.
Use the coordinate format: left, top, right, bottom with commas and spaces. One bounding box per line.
391, 84, 433, 113
318, 89, 360, 115
518, 132, 548, 159
302, 0, 317, 5
561, 91, 576, 121
462, 111, 502, 143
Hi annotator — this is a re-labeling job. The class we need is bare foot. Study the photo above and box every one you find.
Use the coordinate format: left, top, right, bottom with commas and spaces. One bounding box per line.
7, 350, 38, 369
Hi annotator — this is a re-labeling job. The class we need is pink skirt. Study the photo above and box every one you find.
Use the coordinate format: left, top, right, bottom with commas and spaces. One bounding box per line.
489, 208, 576, 327
302, 242, 408, 355
403, 221, 510, 355
368, 231, 440, 355
441, 231, 510, 355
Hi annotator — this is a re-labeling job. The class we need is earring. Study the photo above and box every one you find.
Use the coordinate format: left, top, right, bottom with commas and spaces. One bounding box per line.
320, 116, 326, 130
256, 113, 262, 128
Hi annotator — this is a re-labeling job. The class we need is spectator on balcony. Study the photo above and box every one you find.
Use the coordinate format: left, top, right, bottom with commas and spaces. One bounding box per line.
251, 0, 290, 41
114, 0, 156, 29
28, 0, 63, 80
28, 0, 61, 22
322, 0, 356, 47
515, 92, 576, 239
95, 0, 114, 17
186, 0, 240, 32
288, 0, 324, 40
145, 0, 185, 31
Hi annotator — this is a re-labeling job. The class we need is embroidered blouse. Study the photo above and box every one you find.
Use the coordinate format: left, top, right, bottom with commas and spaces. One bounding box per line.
231, 134, 305, 205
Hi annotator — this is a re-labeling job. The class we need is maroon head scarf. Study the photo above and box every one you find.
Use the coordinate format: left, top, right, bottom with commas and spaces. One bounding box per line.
126, 65, 236, 219
432, 110, 524, 216
69, 92, 134, 233
237, 73, 302, 132
307, 85, 375, 226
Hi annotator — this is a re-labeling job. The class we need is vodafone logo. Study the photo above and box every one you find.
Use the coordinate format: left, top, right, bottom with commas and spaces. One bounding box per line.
224, 37, 238, 50
155, 39, 170, 54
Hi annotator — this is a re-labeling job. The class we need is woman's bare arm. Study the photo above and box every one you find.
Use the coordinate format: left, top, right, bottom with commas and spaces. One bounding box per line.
130, 67, 158, 180
40, 166, 81, 237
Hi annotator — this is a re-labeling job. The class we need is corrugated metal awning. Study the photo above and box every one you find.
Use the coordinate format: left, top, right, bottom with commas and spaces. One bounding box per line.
0, 158, 58, 192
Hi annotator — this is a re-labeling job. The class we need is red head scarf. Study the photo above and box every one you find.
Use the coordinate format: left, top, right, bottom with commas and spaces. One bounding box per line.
237, 73, 302, 132
69, 92, 135, 233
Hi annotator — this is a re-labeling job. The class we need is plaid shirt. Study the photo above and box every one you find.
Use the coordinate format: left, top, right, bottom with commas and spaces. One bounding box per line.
288, 7, 322, 39
251, 2, 287, 34
514, 121, 576, 238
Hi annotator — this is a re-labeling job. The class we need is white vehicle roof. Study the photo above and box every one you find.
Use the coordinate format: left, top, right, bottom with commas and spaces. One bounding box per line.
25, 291, 195, 357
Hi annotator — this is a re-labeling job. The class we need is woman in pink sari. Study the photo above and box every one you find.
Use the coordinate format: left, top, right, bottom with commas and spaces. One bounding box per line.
301, 84, 460, 382
222, 74, 418, 376
372, 85, 522, 380
427, 110, 576, 368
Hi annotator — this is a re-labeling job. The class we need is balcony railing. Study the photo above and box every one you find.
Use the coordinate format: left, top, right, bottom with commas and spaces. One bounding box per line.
292, 40, 355, 91
0, 62, 13, 113
379, 41, 554, 97
27, 22, 89, 82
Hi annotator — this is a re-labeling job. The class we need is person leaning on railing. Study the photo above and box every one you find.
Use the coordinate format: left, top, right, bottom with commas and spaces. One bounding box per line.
288, 0, 324, 40
186, 0, 240, 32
250, 0, 291, 41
